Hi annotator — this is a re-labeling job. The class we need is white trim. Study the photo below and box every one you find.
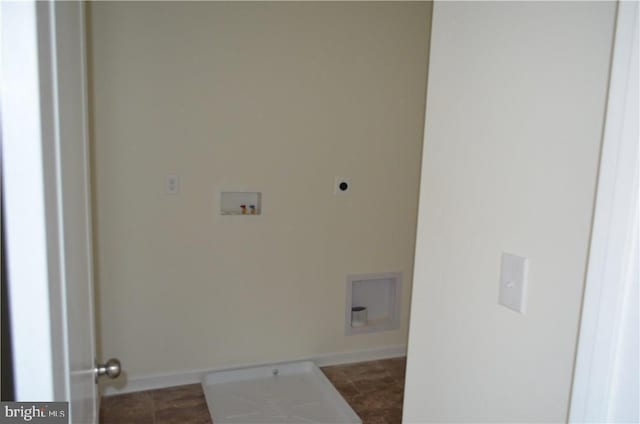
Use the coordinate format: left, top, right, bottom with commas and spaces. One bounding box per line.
43, 0, 73, 405
1, 0, 58, 401
102, 345, 406, 396
313, 345, 405, 367
569, 1, 639, 422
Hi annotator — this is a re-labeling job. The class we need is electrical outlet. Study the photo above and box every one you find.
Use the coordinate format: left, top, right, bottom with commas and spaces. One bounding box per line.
165, 174, 179, 194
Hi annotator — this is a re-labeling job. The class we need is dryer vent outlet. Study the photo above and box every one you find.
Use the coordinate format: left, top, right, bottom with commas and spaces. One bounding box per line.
335, 177, 351, 195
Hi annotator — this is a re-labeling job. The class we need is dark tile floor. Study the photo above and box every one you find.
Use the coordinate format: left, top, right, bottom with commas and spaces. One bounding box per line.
321, 358, 406, 424
100, 357, 406, 424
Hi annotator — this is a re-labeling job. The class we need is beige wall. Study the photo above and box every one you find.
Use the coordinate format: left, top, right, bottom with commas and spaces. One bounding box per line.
88, 2, 431, 380
404, 2, 615, 422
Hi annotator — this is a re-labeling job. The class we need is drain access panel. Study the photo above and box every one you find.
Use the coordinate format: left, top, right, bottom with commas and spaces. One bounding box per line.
202, 361, 361, 424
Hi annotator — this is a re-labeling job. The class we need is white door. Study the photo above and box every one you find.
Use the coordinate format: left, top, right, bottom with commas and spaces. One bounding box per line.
1, 1, 117, 422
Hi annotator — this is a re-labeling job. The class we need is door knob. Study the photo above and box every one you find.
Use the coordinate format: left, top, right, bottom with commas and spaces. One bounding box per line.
95, 358, 121, 381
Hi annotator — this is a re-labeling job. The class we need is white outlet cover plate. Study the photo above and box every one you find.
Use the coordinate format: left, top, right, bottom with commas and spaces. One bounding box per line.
499, 252, 529, 314
165, 174, 179, 194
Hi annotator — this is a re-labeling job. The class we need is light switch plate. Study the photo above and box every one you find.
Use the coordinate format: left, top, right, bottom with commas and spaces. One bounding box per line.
499, 252, 529, 313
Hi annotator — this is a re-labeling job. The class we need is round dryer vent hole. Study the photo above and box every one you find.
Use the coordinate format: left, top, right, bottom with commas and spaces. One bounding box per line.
335, 177, 352, 195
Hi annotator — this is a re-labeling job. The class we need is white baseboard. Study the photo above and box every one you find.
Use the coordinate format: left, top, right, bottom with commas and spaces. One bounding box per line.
101, 345, 406, 396
311, 345, 406, 367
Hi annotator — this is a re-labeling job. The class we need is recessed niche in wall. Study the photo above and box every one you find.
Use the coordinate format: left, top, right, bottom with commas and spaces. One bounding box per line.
345, 272, 401, 336
220, 191, 262, 215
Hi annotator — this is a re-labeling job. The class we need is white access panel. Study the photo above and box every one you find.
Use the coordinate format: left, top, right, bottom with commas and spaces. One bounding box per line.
202, 361, 361, 424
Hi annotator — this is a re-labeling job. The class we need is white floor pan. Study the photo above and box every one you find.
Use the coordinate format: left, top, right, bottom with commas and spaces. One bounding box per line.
201, 361, 361, 423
